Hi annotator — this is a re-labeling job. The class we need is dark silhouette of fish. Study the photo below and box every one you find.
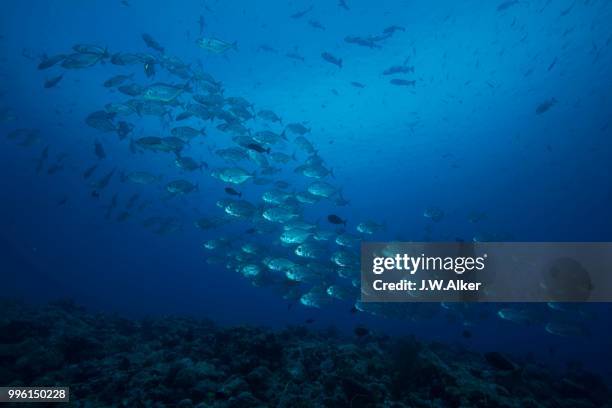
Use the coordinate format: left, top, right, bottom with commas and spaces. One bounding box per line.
536, 98, 557, 114
197, 15, 205, 34
142, 33, 164, 53
38, 54, 66, 70
44, 74, 63, 88
321, 52, 342, 68
57, 195, 68, 206
345, 36, 380, 49
497, 0, 519, 12
291, 5, 313, 19
258, 44, 278, 53
383, 25, 405, 34
390, 79, 416, 87
94, 140, 106, 159
144, 62, 156, 78
224, 187, 242, 197
383, 65, 414, 75
308, 20, 325, 30
354, 327, 369, 337
328, 214, 346, 226
286, 52, 305, 62
560, 1, 576, 16
246, 143, 271, 154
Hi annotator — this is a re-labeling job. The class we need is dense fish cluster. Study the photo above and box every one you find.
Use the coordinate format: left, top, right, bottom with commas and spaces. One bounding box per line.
26, 34, 390, 317
3, 0, 605, 340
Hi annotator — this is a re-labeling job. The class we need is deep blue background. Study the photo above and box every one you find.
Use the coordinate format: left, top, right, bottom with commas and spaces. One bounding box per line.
1, 0, 611, 378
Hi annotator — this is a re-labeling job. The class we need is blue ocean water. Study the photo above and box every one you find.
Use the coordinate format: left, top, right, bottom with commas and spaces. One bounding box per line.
1, 0, 612, 383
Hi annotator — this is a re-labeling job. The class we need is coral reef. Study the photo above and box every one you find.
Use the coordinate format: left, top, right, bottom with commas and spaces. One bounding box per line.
0, 299, 609, 407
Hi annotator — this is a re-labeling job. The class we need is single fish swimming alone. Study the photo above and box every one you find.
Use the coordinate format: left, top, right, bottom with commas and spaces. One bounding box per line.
196, 37, 237, 54
383, 65, 415, 75
390, 79, 416, 87
536, 98, 557, 115
321, 52, 342, 68
497, 0, 519, 12
94, 140, 106, 159
142, 33, 164, 53
44, 74, 63, 88
291, 5, 314, 19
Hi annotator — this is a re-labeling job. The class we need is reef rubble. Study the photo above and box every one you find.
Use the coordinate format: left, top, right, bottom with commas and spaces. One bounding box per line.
0, 299, 609, 408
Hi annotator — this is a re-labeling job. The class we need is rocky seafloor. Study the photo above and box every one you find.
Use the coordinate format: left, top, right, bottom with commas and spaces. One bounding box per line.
0, 300, 610, 408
